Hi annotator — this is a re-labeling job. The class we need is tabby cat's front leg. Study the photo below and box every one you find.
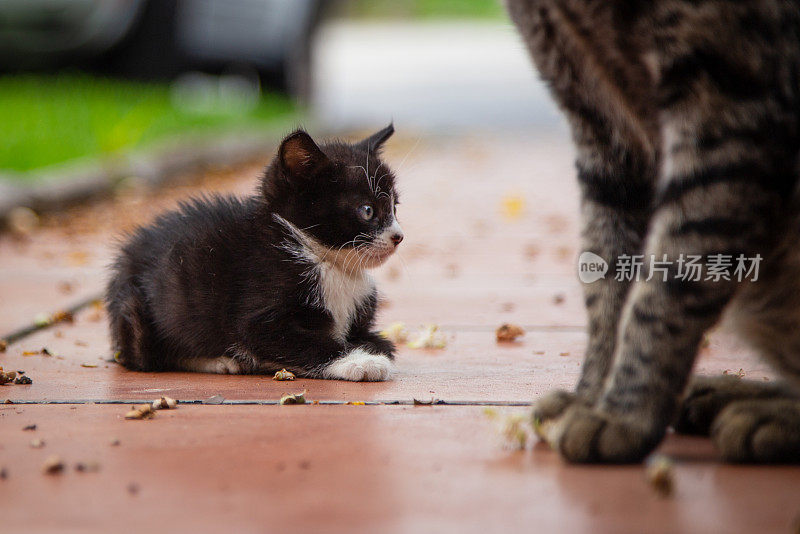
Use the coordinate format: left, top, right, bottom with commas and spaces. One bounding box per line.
541, 92, 793, 464
535, 122, 655, 431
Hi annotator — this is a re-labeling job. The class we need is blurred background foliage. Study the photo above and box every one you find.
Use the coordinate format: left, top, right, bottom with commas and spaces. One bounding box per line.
0, 0, 505, 177
343, 0, 504, 19
0, 74, 293, 174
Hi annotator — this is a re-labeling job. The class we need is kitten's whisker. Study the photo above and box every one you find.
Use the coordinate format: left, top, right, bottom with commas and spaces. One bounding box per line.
392, 136, 422, 177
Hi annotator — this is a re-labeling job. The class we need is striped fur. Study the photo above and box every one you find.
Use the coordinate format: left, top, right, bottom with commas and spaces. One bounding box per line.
507, 0, 800, 462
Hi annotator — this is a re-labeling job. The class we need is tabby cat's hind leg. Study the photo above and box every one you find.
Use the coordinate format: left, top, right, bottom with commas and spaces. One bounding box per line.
712, 399, 800, 463
674, 375, 798, 436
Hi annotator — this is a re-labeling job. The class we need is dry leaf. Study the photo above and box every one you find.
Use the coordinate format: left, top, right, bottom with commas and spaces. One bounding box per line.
75, 461, 101, 473
280, 390, 307, 405
379, 322, 409, 344
42, 455, 64, 475
51, 310, 74, 324
273, 369, 296, 381
407, 325, 447, 349
125, 404, 154, 420
723, 368, 746, 379
496, 323, 525, 342
500, 193, 525, 220
484, 408, 533, 450
645, 455, 674, 497
203, 394, 225, 405
151, 396, 178, 410
33, 313, 51, 327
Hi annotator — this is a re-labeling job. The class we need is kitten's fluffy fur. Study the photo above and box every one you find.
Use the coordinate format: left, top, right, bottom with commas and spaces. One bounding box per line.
106, 125, 403, 381
508, 0, 800, 463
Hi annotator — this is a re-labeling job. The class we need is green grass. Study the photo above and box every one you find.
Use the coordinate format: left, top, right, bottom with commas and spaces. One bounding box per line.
0, 74, 295, 176
346, 0, 506, 20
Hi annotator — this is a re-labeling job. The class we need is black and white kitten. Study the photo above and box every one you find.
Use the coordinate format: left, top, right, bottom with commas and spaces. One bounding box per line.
106, 125, 403, 381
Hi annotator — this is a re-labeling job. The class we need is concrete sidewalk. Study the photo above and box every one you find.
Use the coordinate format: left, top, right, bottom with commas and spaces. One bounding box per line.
1, 133, 797, 533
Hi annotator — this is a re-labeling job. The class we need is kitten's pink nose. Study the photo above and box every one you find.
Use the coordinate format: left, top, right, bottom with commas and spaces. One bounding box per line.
390, 233, 404, 246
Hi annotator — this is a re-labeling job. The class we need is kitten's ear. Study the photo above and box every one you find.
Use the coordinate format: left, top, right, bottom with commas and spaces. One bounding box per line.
357, 123, 394, 154
279, 130, 329, 176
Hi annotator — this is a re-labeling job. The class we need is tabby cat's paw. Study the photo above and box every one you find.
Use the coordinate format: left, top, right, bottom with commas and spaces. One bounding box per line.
531, 390, 577, 439
322, 348, 394, 382
675, 375, 781, 436
711, 399, 800, 463
539, 404, 661, 463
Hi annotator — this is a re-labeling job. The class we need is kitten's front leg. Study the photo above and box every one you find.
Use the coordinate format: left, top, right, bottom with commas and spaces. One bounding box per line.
328, 296, 396, 382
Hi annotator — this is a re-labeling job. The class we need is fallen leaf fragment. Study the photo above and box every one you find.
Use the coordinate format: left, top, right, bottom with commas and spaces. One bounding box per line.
412, 398, 439, 406
0, 339, 6, 352
379, 322, 409, 344
125, 404, 155, 420
346, 401, 366, 406
280, 390, 307, 405
51, 310, 74, 324
407, 324, 447, 349
496, 323, 525, 342
14, 376, 32, 385
500, 193, 525, 220
0, 367, 16, 384
86, 300, 104, 322
273, 369, 296, 381
33, 313, 51, 327
151, 396, 178, 410
42, 455, 64, 475
81, 363, 98, 368
75, 461, 101, 473
483, 408, 532, 450
203, 394, 225, 405
723, 368, 746, 379
645, 455, 674, 497
23, 424, 36, 431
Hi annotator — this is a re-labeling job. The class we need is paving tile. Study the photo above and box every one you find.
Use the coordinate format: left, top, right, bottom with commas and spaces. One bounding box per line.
0, 132, 794, 534
1, 305, 770, 403
2, 404, 798, 534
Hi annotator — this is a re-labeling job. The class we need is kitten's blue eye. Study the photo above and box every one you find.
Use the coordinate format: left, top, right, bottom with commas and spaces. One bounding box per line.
358, 204, 374, 221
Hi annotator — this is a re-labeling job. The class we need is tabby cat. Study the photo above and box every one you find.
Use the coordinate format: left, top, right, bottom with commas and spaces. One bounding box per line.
506, 0, 800, 463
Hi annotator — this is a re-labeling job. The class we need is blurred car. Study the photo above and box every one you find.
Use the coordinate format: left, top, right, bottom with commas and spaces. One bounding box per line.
0, 0, 322, 98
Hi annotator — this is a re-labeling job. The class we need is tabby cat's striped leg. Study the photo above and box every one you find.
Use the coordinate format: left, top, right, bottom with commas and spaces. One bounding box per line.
535, 117, 655, 430
540, 107, 795, 463
574, 154, 652, 400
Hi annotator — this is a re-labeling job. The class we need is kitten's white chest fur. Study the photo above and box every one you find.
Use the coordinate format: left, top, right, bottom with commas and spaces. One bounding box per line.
315, 263, 374, 341
273, 213, 393, 382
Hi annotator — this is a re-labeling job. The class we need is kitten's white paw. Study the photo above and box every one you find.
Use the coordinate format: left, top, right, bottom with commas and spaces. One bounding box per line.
186, 356, 241, 375
323, 348, 394, 382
